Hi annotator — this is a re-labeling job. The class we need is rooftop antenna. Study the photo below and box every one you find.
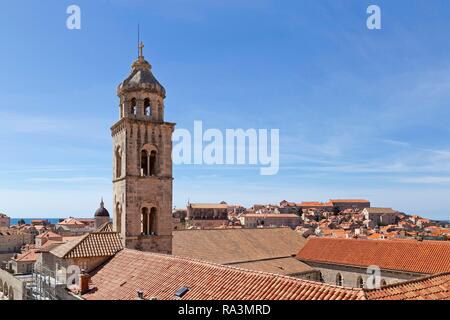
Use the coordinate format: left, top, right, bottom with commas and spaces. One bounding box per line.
137, 23, 140, 57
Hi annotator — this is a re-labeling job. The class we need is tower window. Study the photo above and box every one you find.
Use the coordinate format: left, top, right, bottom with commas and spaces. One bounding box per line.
150, 151, 157, 176
131, 98, 137, 116
356, 276, 364, 288
140, 145, 158, 177
141, 207, 157, 236
141, 208, 149, 235
150, 208, 157, 235
336, 273, 344, 286
319, 272, 324, 283
116, 202, 122, 233
144, 98, 152, 117
115, 147, 122, 178
141, 150, 149, 176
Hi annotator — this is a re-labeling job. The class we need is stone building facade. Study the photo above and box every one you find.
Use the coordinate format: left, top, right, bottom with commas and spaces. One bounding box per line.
329, 199, 370, 211
0, 213, 10, 228
296, 237, 450, 288
306, 261, 420, 288
240, 213, 301, 229
186, 203, 229, 229
112, 43, 175, 254
362, 207, 398, 226
0, 231, 34, 263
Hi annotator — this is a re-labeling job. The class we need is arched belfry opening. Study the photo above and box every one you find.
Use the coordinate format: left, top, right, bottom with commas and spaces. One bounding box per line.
115, 146, 122, 179
140, 146, 158, 177
150, 150, 157, 176
116, 202, 122, 233
141, 207, 149, 235
150, 207, 157, 235
336, 273, 344, 286
144, 98, 152, 118
141, 150, 149, 176
141, 207, 158, 236
130, 98, 137, 116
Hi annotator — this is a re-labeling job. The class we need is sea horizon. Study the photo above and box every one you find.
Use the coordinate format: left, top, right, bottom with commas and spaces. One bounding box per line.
9, 217, 93, 225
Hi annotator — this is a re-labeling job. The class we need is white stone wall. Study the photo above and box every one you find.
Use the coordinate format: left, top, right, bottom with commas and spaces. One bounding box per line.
305, 262, 424, 288
0, 233, 34, 254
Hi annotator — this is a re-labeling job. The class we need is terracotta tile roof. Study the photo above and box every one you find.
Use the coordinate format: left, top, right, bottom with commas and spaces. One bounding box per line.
330, 199, 370, 203
299, 202, 333, 207
58, 218, 86, 226
173, 228, 307, 265
82, 249, 366, 300
96, 222, 113, 233
321, 229, 350, 238
363, 207, 397, 214
35, 240, 65, 253
14, 250, 38, 262
367, 233, 384, 239
189, 203, 228, 209
242, 213, 300, 219
230, 257, 314, 276
35, 231, 62, 239
297, 238, 450, 274
365, 272, 450, 300
50, 232, 123, 259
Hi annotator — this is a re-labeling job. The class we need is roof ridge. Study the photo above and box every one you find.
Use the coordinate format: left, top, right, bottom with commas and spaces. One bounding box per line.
61, 233, 91, 258
174, 227, 291, 232
308, 237, 450, 245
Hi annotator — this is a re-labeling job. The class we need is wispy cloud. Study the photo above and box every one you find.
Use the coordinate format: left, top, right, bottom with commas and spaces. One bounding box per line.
397, 176, 450, 185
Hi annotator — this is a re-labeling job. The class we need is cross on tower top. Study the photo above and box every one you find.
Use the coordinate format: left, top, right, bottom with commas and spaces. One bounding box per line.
139, 41, 144, 58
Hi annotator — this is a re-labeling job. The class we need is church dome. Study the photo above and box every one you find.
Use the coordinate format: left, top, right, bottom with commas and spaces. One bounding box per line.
95, 199, 110, 217
118, 42, 166, 98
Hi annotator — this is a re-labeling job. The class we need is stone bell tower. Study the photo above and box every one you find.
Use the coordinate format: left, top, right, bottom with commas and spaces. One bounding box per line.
112, 42, 175, 254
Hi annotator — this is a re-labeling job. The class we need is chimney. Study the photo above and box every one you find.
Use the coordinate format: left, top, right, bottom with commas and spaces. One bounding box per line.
79, 269, 90, 294
136, 290, 144, 300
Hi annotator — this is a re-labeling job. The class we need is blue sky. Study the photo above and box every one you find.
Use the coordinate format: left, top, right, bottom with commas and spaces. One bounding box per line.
1, 0, 450, 219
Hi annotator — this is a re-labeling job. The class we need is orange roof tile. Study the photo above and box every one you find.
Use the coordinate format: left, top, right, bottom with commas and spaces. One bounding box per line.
297, 238, 450, 275
189, 203, 228, 209
242, 213, 300, 219
13, 250, 37, 262
82, 249, 366, 300
299, 202, 333, 207
330, 199, 370, 203
173, 228, 306, 264
35, 231, 62, 239
58, 218, 86, 226
51, 232, 123, 259
365, 272, 450, 300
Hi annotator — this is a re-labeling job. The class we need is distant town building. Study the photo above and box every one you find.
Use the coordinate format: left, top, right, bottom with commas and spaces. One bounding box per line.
298, 201, 334, 211
0, 213, 10, 228
329, 199, 370, 211
362, 207, 398, 226
35, 231, 63, 247
172, 209, 187, 231
186, 203, 229, 229
0, 229, 34, 267
54, 218, 94, 237
239, 213, 301, 229
9, 250, 37, 275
